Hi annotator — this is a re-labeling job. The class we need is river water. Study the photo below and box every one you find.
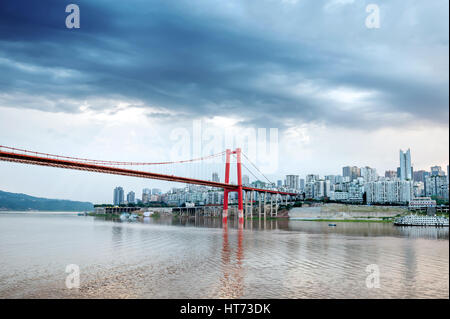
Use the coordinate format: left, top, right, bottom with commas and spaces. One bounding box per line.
0, 211, 448, 299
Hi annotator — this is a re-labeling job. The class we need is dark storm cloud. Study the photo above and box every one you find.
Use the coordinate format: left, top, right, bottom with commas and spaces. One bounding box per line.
0, 0, 448, 129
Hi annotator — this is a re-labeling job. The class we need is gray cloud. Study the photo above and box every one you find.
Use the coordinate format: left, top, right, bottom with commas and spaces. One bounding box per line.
0, 0, 448, 131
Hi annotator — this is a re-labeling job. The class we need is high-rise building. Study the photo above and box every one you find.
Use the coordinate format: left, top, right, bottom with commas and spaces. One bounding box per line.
142, 188, 151, 204
447, 165, 450, 183
399, 149, 412, 180
343, 166, 350, 178
299, 178, 305, 190
285, 175, 299, 190
366, 180, 412, 204
324, 180, 331, 198
360, 166, 378, 183
243, 175, 250, 186
413, 182, 425, 197
305, 182, 315, 199
385, 170, 397, 179
425, 175, 449, 199
314, 180, 325, 199
212, 172, 220, 183
448, 165, 450, 183
306, 174, 319, 183
113, 186, 124, 206
126, 191, 135, 204
277, 180, 283, 188
413, 170, 429, 183
431, 166, 445, 176
152, 188, 162, 195
325, 175, 340, 184
343, 166, 360, 181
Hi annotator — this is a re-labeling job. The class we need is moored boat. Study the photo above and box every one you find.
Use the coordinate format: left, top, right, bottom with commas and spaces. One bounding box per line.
394, 215, 449, 227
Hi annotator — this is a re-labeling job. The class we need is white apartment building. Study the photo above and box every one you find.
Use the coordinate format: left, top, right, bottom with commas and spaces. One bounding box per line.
360, 166, 378, 183
285, 175, 300, 190
329, 191, 349, 201
413, 182, 425, 197
425, 175, 449, 199
304, 182, 315, 199
314, 180, 325, 199
366, 180, 413, 204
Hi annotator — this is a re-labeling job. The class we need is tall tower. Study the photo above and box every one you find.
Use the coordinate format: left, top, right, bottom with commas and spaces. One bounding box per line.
212, 172, 220, 182
113, 186, 124, 205
399, 149, 412, 181
285, 175, 299, 190
126, 191, 135, 204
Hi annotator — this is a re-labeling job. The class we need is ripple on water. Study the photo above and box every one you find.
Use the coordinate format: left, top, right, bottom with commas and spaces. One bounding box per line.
0, 213, 448, 298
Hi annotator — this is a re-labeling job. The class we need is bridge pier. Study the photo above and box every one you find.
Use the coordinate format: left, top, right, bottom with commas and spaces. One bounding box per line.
250, 191, 253, 219
263, 192, 267, 220
270, 194, 273, 217
257, 193, 260, 219
244, 191, 249, 219
275, 194, 278, 217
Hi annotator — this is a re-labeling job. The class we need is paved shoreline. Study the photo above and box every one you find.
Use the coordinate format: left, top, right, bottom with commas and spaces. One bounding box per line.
289, 203, 407, 221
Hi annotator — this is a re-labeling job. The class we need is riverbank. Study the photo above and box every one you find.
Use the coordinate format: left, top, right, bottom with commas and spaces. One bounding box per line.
289, 203, 407, 222
290, 218, 394, 223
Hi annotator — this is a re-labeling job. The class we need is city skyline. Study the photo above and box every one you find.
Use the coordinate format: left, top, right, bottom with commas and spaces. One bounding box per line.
1, 143, 448, 204
107, 148, 448, 206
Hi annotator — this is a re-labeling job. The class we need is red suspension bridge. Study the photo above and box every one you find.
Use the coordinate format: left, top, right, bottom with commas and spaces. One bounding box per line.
0, 145, 298, 223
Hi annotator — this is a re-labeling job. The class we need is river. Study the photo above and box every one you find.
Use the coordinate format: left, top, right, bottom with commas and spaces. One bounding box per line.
0, 211, 448, 298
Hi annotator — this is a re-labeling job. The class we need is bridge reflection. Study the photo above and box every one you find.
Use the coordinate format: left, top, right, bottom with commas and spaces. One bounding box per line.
219, 222, 245, 298
171, 215, 289, 231
96, 215, 448, 240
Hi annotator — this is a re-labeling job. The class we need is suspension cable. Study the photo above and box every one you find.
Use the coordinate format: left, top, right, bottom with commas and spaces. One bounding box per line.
241, 151, 273, 185
0, 145, 225, 166
231, 153, 270, 186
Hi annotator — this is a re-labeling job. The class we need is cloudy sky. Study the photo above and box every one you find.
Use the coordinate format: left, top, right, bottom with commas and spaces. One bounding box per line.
0, 0, 448, 203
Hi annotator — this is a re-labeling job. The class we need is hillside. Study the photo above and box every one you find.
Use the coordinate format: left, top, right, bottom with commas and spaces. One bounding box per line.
0, 190, 93, 212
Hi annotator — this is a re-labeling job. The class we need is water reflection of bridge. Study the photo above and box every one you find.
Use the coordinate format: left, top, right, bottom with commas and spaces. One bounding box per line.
171, 215, 288, 231
219, 222, 245, 298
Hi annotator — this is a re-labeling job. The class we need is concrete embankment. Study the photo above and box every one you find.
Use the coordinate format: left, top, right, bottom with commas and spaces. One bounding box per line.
289, 203, 407, 220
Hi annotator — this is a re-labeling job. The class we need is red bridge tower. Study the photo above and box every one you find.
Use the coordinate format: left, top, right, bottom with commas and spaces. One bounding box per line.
222, 148, 244, 224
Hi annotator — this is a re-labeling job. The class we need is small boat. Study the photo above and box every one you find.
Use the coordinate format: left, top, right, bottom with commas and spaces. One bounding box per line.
328, 224, 337, 227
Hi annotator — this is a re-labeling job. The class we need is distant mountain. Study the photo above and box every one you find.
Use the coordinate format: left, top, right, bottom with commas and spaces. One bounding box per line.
0, 190, 93, 211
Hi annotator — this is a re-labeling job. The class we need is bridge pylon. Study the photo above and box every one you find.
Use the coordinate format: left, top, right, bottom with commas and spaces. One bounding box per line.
222, 148, 244, 224
222, 149, 231, 222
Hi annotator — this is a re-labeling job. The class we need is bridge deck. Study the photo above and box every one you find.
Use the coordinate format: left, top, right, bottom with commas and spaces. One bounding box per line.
0, 150, 297, 196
